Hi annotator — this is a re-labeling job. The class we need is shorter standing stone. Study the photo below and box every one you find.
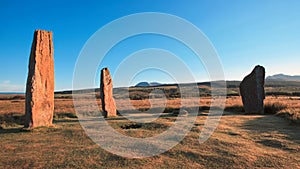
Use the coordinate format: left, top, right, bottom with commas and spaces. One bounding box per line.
100, 68, 117, 118
239, 65, 265, 114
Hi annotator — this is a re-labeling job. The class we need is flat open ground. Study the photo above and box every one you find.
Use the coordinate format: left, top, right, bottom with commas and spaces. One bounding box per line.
0, 93, 299, 168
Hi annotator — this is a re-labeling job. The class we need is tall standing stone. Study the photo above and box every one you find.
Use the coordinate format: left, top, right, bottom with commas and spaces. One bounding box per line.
100, 68, 117, 118
24, 30, 54, 128
239, 65, 265, 114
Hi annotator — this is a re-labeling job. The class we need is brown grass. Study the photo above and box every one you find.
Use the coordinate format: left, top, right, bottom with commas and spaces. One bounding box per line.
0, 91, 300, 168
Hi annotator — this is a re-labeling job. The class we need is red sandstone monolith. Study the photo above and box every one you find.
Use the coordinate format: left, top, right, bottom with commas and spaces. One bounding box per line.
100, 68, 117, 118
239, 65, 265, 114
24, 30, 54, 128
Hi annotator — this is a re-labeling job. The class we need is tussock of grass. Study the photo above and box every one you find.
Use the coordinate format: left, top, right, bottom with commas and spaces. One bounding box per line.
0, 113, 24, 127
53, 112, 78, 119
276, 109, 300, 124
224, 105, 245, 113
264, 102, 287, 115
224, 103, 289, 115
0, 112, 78, 128
120, 123, 142, 129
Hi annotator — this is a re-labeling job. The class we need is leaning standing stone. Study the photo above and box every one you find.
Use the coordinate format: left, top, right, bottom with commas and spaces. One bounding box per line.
24, 30, 54, 128
100, 68, 117, 118
239, 65, 265, 114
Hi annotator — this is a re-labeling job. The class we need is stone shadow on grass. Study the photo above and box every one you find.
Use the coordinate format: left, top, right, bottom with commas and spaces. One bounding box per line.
242, 115, 300, 149
0, 128, 23, 134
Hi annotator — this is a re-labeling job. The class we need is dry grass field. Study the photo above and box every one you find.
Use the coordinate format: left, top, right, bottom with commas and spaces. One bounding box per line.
0, 86, 300, 168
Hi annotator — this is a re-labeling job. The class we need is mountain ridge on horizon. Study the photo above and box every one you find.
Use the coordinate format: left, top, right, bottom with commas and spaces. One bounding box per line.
266, 73, 300, 81
134, 73, 300, 87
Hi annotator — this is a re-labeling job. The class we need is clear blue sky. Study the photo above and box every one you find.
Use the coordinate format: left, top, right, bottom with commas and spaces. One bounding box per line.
0, 0, 299, 91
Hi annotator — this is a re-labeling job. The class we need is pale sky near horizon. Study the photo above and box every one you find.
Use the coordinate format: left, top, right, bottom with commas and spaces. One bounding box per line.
0, 0, 299, 92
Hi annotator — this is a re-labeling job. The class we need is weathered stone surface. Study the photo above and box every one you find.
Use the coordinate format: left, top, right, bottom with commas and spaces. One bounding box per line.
24, 30, 54, 128
239, 65, 265, 114
100, 68, 117, 118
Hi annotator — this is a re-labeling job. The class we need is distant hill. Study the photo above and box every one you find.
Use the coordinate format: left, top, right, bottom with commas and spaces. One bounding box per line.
135, 82, 162, 87
133, 80, 300, 88
266, 74, 300, 81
